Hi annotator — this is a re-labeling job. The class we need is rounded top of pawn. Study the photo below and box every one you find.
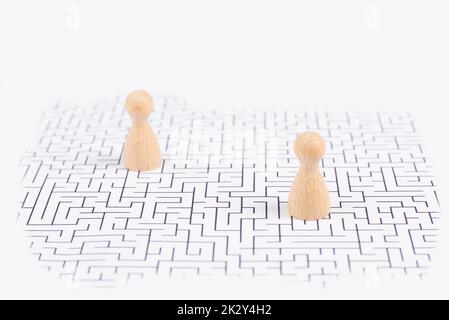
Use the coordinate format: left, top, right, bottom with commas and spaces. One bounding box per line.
125, 90, 153, 118
294, 131, 326, 161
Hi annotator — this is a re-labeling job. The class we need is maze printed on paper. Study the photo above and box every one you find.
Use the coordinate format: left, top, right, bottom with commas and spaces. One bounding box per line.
18, 96, 440, 287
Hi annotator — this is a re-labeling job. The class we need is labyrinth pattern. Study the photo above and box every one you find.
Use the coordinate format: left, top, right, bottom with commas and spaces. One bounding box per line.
18, 96, 440, 287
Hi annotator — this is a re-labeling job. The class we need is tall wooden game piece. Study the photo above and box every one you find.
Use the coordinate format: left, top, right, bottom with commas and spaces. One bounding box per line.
123, 90, 161, 171
288, 132, 330, 220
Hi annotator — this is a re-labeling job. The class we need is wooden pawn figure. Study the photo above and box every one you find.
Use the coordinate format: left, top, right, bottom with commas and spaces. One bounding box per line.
288, 132, 330, 220
123, 90, 161, 171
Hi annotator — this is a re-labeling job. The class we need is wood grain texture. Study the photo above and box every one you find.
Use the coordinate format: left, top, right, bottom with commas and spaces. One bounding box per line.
288, 131, 330, 220
123, 90, 162, 171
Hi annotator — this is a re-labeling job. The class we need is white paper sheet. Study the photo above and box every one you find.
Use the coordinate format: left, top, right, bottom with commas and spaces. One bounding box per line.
18, 96, 440, 287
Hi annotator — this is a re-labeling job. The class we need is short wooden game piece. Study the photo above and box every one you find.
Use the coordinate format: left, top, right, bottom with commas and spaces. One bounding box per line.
123, 90, 162, 171
288, 132, 330, 220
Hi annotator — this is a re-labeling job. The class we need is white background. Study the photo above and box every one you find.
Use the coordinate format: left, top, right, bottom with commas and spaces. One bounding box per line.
0, 0, 448, 299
